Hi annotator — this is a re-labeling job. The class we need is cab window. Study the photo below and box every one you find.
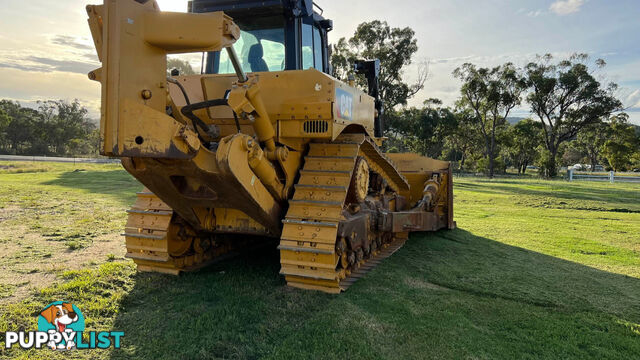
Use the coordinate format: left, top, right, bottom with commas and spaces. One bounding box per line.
313, 27, 323, 71
302, 23, 323, 71
213, 17, 285, 74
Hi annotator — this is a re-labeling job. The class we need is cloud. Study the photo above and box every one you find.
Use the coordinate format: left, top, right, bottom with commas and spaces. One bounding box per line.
27, 57, 96, 75
626, 89, 640, 108
0, 68, 101, 118
549, 0, 585, 15
527, 10, 542, 18
0, 31, 100, 77
408, 51, 585, 120
430, 55, 475, 65
0, 56, 97, 75
0, 62, 51, 73
50, 35, 93, 51
82, 53, 99, 62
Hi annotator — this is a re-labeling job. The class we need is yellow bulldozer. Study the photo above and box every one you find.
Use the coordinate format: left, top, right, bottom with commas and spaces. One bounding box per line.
85, 0, 455, 293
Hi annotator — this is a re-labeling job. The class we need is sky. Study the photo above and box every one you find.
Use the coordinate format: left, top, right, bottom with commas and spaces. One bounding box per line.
0, 0, 639, 124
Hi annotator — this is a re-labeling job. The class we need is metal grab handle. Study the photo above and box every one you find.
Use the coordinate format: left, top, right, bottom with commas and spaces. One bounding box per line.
226, 46, 248, 83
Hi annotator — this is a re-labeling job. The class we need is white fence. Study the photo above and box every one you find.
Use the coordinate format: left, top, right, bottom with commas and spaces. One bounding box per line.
568, 170, 640, 183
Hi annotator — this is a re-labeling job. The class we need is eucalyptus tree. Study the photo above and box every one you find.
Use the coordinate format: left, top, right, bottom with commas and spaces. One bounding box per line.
524, 54, 622, 177
602, 113, 638, 171
506, 119, 544, 174
331, 20, 427, 115
453, 63, 526, 177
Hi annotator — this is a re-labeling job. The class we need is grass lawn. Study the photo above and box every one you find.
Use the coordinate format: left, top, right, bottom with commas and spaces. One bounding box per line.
0, 161, 639, 359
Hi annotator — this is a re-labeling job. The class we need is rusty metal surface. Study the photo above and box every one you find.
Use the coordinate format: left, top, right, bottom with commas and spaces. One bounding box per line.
121, 135, 283, 236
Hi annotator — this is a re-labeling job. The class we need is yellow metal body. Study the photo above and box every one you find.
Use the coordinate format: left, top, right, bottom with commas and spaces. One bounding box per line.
87, 0, 454, 292
87, 1, 239, 157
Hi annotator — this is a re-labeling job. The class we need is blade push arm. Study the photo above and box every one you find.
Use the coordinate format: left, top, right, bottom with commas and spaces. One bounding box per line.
86, 0, 240, 156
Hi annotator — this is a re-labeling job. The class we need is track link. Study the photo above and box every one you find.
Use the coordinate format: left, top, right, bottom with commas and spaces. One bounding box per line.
279, 141, 405, 293
124, 190, 248, 274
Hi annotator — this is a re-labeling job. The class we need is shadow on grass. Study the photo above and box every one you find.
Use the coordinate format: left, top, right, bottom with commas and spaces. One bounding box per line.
108, 229, 640, 360
43, 170, 140, 205
456, 180, 640, 212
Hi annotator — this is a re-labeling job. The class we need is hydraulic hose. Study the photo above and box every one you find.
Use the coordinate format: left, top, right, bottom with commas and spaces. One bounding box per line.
180, 99, 228, 140
167, 77, 191, 105
180, 98, 243, 142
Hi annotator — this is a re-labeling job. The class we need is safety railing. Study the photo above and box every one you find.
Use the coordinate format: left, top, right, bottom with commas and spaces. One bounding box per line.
568, 170, 640, 183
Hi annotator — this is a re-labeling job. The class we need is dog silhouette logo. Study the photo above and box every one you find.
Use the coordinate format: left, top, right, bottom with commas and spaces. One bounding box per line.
4, 301, 124, 350
37, 302, 85, 350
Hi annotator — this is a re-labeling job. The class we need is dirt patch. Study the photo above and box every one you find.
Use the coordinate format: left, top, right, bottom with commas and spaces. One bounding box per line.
0, 206, 22, 222
0, 226, 127, 305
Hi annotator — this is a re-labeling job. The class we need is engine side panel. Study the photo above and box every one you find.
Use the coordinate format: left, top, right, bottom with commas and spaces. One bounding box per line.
197, 69, 375, 150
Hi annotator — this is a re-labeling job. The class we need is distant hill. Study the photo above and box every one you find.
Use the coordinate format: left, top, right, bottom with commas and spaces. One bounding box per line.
506, 117, 526, 125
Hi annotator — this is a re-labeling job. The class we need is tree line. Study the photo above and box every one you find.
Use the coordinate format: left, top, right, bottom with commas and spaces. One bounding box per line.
2, 20, 639, 175
0, 100, 98, 157
332, 21, 640, 177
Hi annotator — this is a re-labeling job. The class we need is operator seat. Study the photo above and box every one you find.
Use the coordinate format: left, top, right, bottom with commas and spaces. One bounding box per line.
248, 43, 269, 72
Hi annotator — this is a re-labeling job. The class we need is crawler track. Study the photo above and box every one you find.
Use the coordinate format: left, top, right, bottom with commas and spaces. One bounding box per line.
279, 139, 407, 293
124, 191, 256, 274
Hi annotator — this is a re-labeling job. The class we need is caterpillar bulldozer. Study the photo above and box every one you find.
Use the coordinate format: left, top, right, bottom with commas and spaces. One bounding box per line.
85, 0, 455, 293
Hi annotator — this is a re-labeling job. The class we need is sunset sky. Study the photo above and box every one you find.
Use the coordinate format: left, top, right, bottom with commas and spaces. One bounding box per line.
0, 0, 638, 123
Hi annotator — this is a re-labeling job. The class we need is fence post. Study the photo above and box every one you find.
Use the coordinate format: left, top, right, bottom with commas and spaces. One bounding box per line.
610, 171, 615, 184
569, 169, 573, 182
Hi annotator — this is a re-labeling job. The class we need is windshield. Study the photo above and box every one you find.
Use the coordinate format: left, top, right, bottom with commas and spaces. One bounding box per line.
213, 17, 285, 74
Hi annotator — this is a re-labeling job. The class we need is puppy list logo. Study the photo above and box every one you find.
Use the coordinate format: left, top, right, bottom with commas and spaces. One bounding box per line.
4, 301, 124, 350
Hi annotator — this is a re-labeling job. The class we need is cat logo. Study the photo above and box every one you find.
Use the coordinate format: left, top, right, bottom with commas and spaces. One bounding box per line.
336, 88, 353, 121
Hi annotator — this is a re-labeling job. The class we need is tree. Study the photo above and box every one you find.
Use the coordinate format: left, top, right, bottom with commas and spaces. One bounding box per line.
602, 113, 638, 171
631, 152, 640, 171
524, 54, 622, 177
453, 63, 526, 177
573, 121, 608, 172
534, 145, 557, 177
505, 119, 544, 174
0, 99, 98, 156
37, 100, 93, 155
386, 98, 457, 157
0, 101, 39, 154
167, 58, 196, 75
67, 128, 99, 156
561, 146, 584, 168
0, 100, 24, 119
0, 108, 9, 152
441, 109, 484, 172
331, 20, 427, 115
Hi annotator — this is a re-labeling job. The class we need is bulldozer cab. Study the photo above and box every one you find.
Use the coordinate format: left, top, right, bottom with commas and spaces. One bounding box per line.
189, 0, 333, 75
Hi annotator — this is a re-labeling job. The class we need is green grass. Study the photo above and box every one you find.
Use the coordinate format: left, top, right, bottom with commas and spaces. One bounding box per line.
0, 162, 137, 248
0, 162, 639, 359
